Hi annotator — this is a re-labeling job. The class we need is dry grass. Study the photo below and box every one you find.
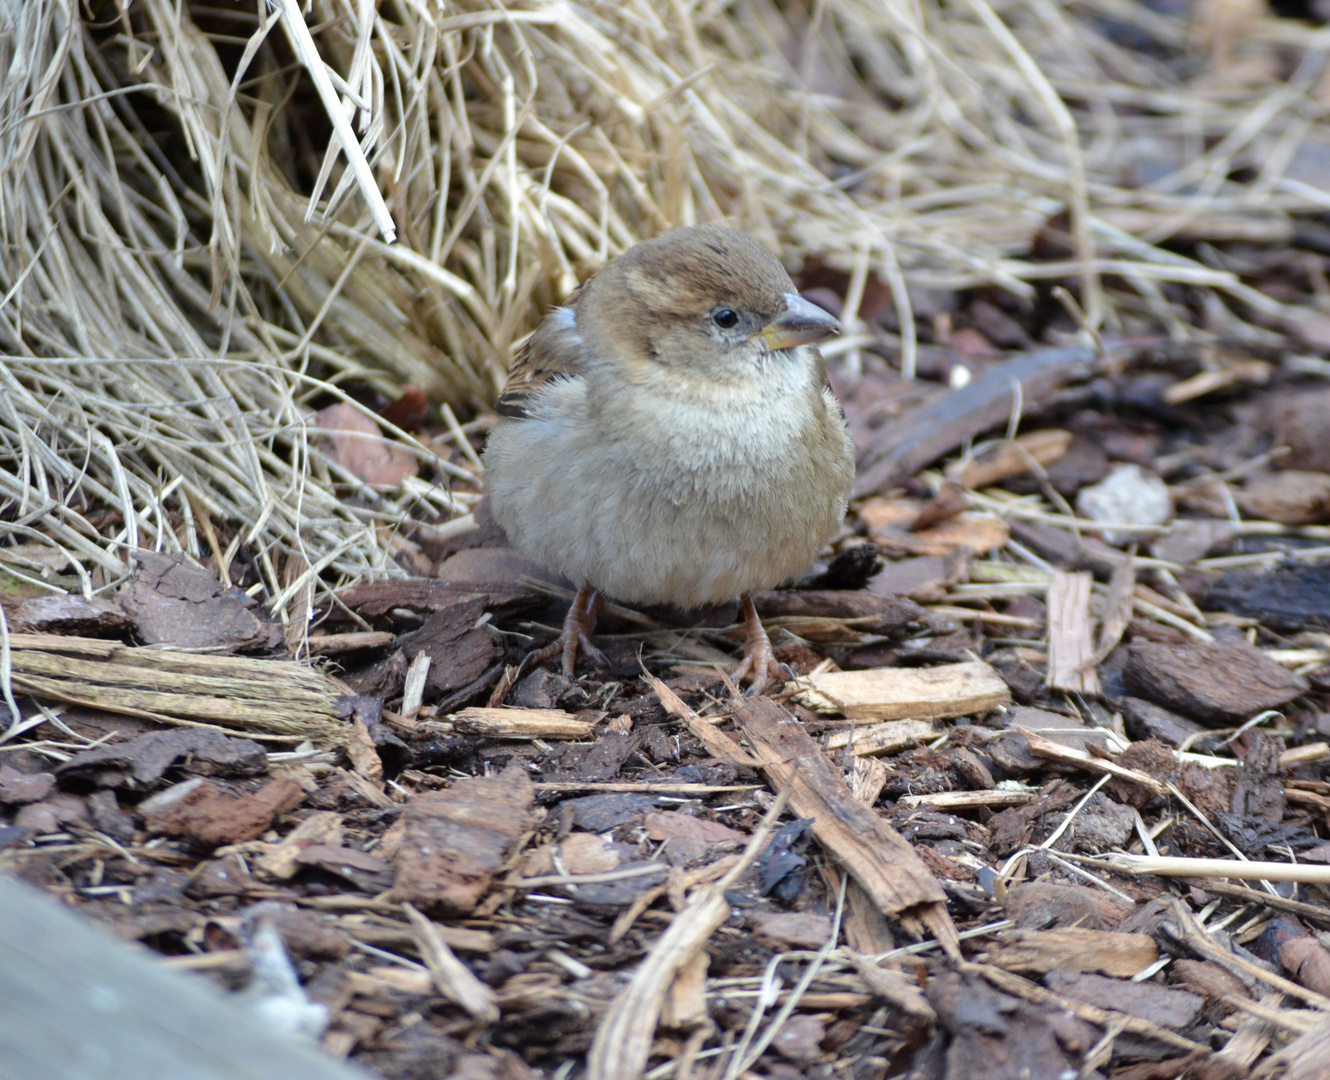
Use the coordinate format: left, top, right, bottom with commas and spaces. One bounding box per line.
3, 0, 1330, 611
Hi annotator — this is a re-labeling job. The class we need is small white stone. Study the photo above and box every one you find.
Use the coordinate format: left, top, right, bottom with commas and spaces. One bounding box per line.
1075, 463, 1173, 546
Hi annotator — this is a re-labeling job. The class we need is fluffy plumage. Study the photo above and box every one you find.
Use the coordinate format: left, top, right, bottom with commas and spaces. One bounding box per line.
483, 224, 855, 683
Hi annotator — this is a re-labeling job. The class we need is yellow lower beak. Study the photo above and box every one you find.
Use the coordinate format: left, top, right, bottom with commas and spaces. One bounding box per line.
754, 293, 843, 352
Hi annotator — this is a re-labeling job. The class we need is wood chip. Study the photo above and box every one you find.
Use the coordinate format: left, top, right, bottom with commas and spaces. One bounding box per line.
823, 718, 936, 756
393, 763, 536, 915
950, 429, 1073, 489
1046, 570, 1100, 694
449, 706, 597, 740
257, 811, 345, 880
1246, 1018, 1330, 1080
401, 651, 431, 720
795, 660, 1011, 721
984, 927, 1158, 977
345, 718, 384, 785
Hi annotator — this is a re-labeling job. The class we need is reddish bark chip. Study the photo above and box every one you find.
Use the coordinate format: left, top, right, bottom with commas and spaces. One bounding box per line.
137, 777, 305, 847
393, 764, 536, 915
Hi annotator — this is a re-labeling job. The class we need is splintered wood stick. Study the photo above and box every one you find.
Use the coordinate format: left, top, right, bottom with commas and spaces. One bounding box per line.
897, 789, 1037, 810
448, 706, 596, 739
1016, 728, 1168, 796
1094, 853, 1330, 884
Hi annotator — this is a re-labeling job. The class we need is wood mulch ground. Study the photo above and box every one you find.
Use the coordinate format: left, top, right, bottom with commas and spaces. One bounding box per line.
9, 275, 1330, 1080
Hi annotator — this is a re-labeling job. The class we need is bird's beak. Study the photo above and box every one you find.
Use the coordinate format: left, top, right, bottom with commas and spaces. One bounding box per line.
753, 293, 842, 352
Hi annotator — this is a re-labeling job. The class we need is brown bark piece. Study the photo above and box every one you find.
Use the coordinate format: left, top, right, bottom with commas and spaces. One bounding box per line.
750, 911, 834, 951
1205, 562, 1330, 631
295, 845, 395, 893
1274, 387, 1330, 473
928, 970, 1080, 1080
13, 594, 132, 637
118, 552, 282, 652
866, 549, 970, 603
137, 777, 305, 847
859, 498, 1011, 557
336, 577, 541, 620
0, 766, 55, 805
984, 928, 1157, 977
950, 429, 1073, 489
853, 344, 1099, 497
751, 589, 929, 637
1232, 731, 1286, 824
1278, 935, 1330, 998
1171, 959, 1250, 1004
57, 728, 268, 788
1005, 881, 1130, 930
1124, 637, 1308, 725
1004, 706, 1112, 751
731, 697, 958, 957
393, 764, 536, 915
1121, 696, 1210, 747
1237, 470, 1330, 525
644, 811, 745, 866
797, 660, 1010, 721
399, 598, 503, 696
1042, 969, 1203, 1029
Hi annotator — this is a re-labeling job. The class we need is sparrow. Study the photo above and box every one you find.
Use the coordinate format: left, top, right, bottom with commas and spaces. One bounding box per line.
483, 224, 855, 691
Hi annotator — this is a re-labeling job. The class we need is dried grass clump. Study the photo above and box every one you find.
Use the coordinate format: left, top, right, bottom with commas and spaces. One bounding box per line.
3, 0, 1330, 605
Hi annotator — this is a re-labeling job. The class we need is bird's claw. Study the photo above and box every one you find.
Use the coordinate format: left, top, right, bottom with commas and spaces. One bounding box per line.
527, 585, 605, 678
731, 602, 787, 696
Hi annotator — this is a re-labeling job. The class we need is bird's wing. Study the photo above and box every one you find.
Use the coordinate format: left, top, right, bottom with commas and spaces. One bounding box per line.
494, 293, 588, 420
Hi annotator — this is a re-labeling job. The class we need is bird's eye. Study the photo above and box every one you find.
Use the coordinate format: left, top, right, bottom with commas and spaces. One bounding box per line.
711, 308, 738, 329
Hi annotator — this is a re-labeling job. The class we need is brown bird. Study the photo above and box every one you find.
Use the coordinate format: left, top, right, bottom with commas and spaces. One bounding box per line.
483, 224, 855, 691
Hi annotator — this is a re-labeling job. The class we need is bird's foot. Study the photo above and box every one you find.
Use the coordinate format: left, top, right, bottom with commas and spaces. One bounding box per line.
730, 595, 788, 696
527, 585, 606, 677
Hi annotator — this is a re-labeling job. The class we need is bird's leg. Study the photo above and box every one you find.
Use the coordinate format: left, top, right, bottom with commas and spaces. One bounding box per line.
730, 594, 786, 695
528, 585, 606, 677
